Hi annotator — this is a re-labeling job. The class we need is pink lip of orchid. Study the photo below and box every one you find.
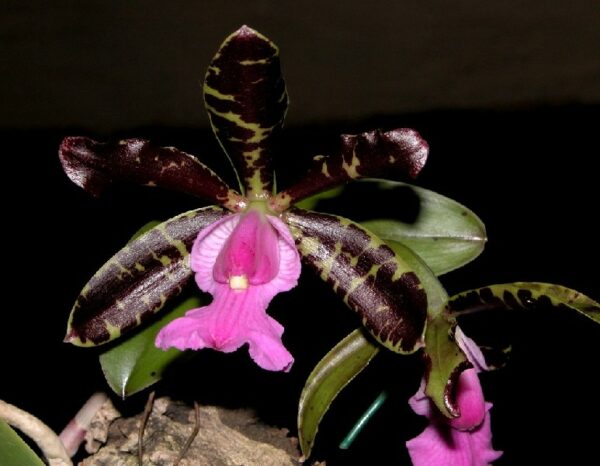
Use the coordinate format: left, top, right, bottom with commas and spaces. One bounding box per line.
155, 209, 301, 372
406, 328, 503, 466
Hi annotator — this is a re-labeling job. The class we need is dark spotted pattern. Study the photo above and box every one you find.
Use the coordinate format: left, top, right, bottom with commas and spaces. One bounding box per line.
449, 282, 600, 325
59, 137, 243, 211
204, 26, 288, 196
274, 128, 429, 209
65, 207, 228, 346
285, 208, 427, 353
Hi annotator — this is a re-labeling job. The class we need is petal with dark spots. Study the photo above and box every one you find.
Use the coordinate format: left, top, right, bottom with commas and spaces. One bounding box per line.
284, 207, 427, 353
65, 207, 229, 346
448, 282, 600, 325
272, 128, 428, 210
204, 26, 288, 197
59, 137, 245, 211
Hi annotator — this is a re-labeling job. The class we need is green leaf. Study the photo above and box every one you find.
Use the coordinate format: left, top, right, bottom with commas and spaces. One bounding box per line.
423, 315, 468, 419
0, 421, 45, 466
360, 180, 487, 275
294, 186, 344, 211
298, 329, 380, 460
99, 295, 204, 398
448, 282, 600, 324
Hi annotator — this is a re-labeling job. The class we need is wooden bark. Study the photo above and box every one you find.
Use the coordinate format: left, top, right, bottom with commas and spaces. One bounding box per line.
80, 397, 305, 466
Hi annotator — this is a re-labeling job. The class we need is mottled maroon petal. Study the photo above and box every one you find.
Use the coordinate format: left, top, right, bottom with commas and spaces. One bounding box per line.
204, 26, 288, 198
271, 128, 428, 211
65, 207, 228, 346
284, 207, 427, 353
59, 137, 245, 211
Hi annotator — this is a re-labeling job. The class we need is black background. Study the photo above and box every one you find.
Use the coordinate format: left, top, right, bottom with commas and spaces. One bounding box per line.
2, 105, 599, 464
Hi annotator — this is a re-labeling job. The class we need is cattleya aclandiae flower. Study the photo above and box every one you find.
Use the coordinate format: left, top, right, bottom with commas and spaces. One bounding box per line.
59, 26, 431, 371
407, 327, 502, 465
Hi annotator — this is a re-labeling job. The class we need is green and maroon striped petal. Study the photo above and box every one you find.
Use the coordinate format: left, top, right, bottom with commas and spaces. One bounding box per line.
448, 282, 600, 324
59, 137, 245, 211
271, 128, 428, 211
65, 207, 228, 346
204, 26, 288, 198
284, 208, 427, 353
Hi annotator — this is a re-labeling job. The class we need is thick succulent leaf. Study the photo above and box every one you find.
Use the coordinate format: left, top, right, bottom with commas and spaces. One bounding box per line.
59, 137, 245, 211
271, 128, 428, 211
65, 207, 228, 346
285, 208, 428, 353
361, 181, 486, 275
424, 315, 469, 419
298, 329, 380, 460
0, 421, 45, 466
448, 282, 600, 324
204, 25, 287, 197
100, 295, 203, 398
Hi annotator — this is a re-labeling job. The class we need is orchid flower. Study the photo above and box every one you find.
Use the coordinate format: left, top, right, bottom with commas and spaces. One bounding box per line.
59, 26, 431, 372
406, 327, 502, 466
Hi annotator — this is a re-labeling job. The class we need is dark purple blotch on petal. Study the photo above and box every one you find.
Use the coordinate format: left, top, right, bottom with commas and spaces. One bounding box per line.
59, 137, 244, 211
285, 208, 427, 353
204, 26, 288, 196
65, 207, 228, 346
272, 128, 428, 210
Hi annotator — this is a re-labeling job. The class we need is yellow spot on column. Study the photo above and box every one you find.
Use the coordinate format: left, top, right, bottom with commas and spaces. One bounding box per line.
229, 275, 249, 290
